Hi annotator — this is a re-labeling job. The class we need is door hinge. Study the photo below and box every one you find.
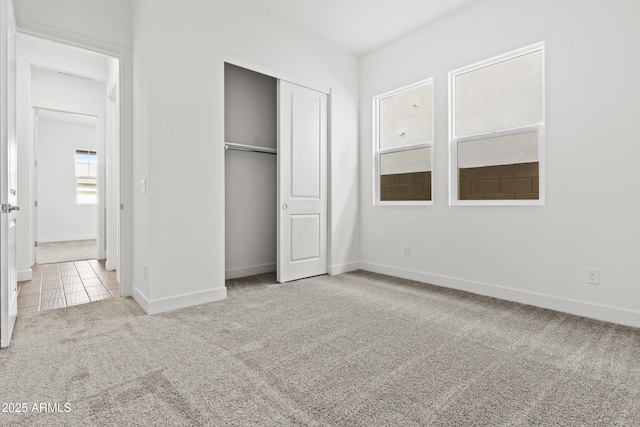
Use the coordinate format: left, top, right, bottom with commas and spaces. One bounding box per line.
34, 241, 38, 247
34, 160, 38, 167
34, 200, 38, 208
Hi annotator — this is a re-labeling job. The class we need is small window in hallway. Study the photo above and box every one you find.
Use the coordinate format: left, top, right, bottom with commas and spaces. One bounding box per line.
75, 149, 97, 204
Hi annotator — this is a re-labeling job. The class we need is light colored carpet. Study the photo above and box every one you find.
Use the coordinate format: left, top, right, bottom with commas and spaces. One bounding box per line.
1, 271, 640, 426
37, 240, 97, 264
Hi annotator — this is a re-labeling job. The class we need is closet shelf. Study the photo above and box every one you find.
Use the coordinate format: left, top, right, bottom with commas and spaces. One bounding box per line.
224, 142, 277, 155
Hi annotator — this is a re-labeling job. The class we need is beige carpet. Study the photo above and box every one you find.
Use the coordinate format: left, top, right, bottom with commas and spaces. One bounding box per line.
1, 271, 640, 426
37, 240, 97, 264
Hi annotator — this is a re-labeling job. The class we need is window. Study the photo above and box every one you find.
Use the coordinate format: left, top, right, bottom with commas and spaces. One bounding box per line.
450, 43, 545, 205
75, 149, 97, 204
374, 78, 433, 205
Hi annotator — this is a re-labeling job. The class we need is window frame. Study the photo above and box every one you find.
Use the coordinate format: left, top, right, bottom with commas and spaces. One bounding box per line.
449, 42, 545, 206
373, 77, 434, 206
75, 148, 98, 205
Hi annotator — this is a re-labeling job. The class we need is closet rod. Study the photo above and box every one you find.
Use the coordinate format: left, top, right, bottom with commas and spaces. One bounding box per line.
224, 142, 277, 155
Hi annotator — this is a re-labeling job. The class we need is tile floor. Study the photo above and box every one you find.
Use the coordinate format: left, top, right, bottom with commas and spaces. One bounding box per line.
17, 259, 119, 315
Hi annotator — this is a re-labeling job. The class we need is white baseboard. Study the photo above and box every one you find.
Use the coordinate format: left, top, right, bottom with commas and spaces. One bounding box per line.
133, 286, 228, 315
225, 263, 276, 280
39, 235, 97, 243
132, 287, 149, 313
360, 262, 640, 329
329, 262, 361, 275
18, 270, 32, 282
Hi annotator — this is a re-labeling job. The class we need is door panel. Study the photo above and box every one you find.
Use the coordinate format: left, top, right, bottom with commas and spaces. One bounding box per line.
1, 0, 17, 348
278, 81, 327, 283
291, 93, 321, 198
290, 214, 320, 262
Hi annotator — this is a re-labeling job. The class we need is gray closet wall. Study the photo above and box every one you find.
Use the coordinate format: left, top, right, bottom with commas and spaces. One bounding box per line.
224, 63, 278, 279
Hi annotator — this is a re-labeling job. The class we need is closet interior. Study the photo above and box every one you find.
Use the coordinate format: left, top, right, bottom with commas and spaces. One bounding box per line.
224, 63, 278, 279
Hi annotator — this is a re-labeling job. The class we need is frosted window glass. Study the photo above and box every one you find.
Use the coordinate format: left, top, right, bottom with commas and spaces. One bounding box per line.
381, 147, 431, 175
379, 84, 433, 149
458, 131, 539, 169
455, 50, 543, 136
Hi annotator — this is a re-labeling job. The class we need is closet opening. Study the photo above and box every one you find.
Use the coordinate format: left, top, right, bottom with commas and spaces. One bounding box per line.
224, 60, 329, 284
224, 63, 278, 280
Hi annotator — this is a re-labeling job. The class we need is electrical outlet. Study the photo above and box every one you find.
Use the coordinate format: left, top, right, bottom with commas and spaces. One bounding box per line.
586, 268, 600, 285
403, 245, 410, 256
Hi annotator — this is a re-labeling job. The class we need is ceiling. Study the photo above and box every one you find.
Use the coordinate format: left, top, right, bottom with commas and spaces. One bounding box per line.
237, 0, 478, 55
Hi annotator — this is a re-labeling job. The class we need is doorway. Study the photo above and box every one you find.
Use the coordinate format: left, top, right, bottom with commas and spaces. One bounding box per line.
15, 34, 121, 315
34, 108, 99, 264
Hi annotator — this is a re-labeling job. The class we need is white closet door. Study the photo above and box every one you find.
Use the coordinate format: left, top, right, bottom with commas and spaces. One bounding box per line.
277, 81, 327, 283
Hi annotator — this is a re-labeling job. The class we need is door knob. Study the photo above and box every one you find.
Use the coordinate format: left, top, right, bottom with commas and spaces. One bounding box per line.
282, 204, 288, 210
1, 204, 19, 214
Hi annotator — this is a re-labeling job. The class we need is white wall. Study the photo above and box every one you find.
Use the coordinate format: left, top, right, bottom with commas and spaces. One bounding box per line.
132, 0, 360, 313
16, 37, 107, 279
360, 0, 640, 326
15, 0, 133, 295
37, 113, 97, 242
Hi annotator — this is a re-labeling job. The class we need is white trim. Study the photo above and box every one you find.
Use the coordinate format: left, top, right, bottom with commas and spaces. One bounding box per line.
143, 287, 227, 315
373, 77, 434, 206
225, 263, 276, 280
17, 270, 32, 282
38, 235, 96, 243
329, 262, 361, 275
360, 262, 640, 329
105, 82, 119, 273
224, 53, 330, 95
449, 42, 545, 206
326, 89, 334, 276
132, 287, 149, 313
